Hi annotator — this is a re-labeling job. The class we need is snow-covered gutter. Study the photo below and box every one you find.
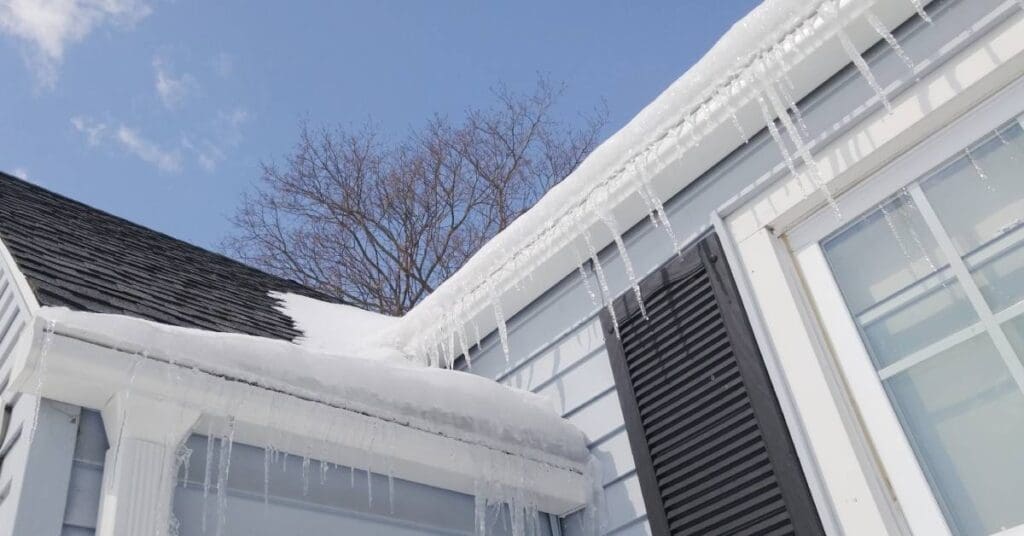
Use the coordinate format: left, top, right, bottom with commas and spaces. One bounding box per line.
7, 307, 590, 515
385, 0, 929, 359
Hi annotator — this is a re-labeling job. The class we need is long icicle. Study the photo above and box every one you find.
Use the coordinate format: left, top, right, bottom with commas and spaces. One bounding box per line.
571, 242, 600, 307
598, 211, 647, 320
637, 172, 681, 254
755, 91, 810, 198
865, 10, 916, 75
583, 229, 620, 339
829, 2, 892, 113
486, 278, 511, 362
759, 74, 841, 217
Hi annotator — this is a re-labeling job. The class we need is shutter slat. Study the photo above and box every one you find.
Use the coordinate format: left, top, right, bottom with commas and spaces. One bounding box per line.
602, 233, 824, 536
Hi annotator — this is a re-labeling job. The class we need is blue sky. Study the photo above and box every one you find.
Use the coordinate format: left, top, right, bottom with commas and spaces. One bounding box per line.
0, 0, 759, 250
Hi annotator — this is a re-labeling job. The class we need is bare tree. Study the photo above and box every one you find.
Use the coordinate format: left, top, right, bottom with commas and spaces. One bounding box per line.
225, 79, 607, 315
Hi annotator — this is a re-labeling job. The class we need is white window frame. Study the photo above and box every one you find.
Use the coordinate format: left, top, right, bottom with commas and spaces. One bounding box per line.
788, 75, 1024, 536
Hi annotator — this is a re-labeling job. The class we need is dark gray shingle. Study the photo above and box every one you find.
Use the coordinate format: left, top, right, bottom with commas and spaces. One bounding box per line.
0, 172, 341, 341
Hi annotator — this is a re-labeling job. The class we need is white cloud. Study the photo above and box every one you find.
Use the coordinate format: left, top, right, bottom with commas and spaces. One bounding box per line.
115, 125, 182, 173
181, 136, 223, 172
180, 107, 250, 172
70, 115, 107, 145
71, 116, 182, 173
11, 167, 29, 180
0, 0, 151, 88
70, 107, 250, 174
153, 56, 197, 109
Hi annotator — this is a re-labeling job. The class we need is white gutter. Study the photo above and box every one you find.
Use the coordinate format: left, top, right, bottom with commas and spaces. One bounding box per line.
6, 311, 589, 535
388, 0, 926, 358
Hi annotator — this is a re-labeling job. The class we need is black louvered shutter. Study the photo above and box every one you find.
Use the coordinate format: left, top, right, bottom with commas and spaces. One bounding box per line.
601, 233, 823, 536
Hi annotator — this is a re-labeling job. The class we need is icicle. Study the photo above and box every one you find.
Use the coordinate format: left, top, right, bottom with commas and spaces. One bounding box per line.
301, 456, 311, 496
486, 278, 511, 362
994, 128, 1024, 163
27, 319, 56, 448
366, 421, 378, 510
965, 147, 996, 193
474, 493, 488, 536
177, 443, 193, 489
865, 10, 916, 76
456, 319, 473, 369
834, 16, 892, 113
202, 425, 214, 534
472, 318, 483, 352
598, 211, 647, 320
727, 101, 748, 145
387, 469, 395, 515
263, 445, 272, 508
908, 0, 933, 23
214, 417, 236, 536
893, 189, 947, 287
582, 230, 620, 339
636, 171, 681, 253
879, 197, 922, 271
634, 180, 660, 228
570, 242, 600, 307
755, 92, 808, 197
775, 77, 810, 140
759, 77, 841, 217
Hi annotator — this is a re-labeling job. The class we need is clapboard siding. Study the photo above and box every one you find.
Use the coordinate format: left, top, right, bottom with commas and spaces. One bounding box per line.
458, 2, 994, 533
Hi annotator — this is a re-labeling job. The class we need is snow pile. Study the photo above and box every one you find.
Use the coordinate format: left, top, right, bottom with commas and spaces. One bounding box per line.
37, 306, 590, 466
270, 291, 411, 365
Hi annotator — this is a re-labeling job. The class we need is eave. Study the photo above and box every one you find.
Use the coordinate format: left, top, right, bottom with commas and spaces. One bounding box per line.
6, 310, 590, 516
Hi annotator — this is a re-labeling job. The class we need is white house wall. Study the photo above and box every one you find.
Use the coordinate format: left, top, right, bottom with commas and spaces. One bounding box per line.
461, 1, 1008, 534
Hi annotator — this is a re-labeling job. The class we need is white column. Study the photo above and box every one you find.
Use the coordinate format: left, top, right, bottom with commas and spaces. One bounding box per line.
96, 393, 199, 536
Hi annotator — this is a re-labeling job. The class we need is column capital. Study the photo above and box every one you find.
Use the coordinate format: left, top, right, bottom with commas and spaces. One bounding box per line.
101, 391, 199, 447
96, 393, 200, 536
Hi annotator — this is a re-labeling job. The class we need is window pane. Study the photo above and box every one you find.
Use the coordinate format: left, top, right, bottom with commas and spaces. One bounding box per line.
886, 334, 1024, 536
1002, 314, 1024, 362
824, 193, 977, 367
923, 125, 1024, 312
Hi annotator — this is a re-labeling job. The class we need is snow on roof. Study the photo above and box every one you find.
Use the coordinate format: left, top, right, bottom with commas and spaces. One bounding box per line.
382, 0, 922, 357
36, 306, 589, 465
271, 291, 411, 364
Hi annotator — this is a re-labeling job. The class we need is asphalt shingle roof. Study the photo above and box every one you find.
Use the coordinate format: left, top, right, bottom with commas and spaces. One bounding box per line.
0, 172, 341, 341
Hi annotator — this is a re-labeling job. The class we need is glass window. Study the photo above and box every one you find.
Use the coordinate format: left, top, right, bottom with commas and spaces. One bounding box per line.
822, 120, 1024, 536
922, 127, 1024, 313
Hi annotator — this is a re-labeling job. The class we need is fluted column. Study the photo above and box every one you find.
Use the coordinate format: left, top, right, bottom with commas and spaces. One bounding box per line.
96, 393, 199, 536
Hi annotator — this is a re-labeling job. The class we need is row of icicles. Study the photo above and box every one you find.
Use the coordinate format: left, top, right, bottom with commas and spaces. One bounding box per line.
415, 0, 933, 370
29, 320, 576, 536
